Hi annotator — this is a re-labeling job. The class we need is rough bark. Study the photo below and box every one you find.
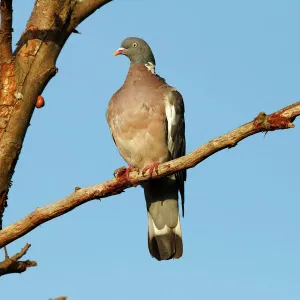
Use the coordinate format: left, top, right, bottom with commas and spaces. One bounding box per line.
0, 0, 15, 230
0, 102, 298, 251
0, 0, 112, 230
0, 0, 13, 61
0, 0, 112, 277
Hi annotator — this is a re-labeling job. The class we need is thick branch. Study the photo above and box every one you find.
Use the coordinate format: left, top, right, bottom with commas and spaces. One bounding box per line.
0, 243, 37, 276
0, 0, 15, 230
70, 0, 113, 29
0, 0, 13, 62
0, 102, 298, 248
0, 0, 112, 232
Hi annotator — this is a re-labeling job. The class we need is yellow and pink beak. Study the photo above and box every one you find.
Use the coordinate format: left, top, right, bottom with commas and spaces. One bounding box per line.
114, 47, 127, 56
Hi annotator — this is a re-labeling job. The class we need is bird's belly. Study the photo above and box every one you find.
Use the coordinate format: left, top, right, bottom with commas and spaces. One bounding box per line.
113, 119, 169, 169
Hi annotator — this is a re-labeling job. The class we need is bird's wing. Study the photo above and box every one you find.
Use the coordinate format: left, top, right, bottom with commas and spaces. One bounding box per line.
165, 88, 186, 216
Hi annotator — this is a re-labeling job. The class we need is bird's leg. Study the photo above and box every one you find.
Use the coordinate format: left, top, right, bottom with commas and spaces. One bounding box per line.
114, 165, 139, 181
142, 162, 159, 178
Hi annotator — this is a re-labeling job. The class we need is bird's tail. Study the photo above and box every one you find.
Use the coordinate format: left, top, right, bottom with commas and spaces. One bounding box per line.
143, 176, 183, 260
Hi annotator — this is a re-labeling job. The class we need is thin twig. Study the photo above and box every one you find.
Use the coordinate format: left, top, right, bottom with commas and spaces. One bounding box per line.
4, 245, 8, 258
11, 242, 31, 260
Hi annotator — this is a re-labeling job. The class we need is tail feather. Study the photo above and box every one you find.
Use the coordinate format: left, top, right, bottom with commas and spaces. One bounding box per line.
143, 176, 183, 260
148, 213, 183, 260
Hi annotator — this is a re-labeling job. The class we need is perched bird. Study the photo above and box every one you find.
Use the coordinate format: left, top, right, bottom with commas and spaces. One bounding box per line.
106, 37, 186, 260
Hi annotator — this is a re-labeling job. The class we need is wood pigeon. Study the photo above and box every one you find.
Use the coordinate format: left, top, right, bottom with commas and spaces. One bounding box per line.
106, 37, 186, 260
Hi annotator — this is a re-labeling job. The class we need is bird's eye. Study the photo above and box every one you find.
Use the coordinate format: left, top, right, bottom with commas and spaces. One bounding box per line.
132, 43, 138, 48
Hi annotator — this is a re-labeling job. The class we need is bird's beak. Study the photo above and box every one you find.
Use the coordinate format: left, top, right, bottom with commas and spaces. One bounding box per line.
114, 47, 126, 56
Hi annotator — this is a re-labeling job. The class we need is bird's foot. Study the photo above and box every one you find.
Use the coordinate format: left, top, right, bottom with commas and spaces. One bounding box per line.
114, 165, 139, 181
124, 166, 139, 181
113, 166, 127, 178
142, 162, 159, 178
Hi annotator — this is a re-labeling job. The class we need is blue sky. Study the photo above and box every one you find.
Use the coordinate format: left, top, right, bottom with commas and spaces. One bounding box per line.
2, 0, 300, 299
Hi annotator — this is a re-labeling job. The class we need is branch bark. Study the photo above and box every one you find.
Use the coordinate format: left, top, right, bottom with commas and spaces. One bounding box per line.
0, 0, 112, 231
0, 0, 13, 62
0, 102, 298, 249
0, 243, 37, 276
70, 0, 113, 29
0, 0, 14, 229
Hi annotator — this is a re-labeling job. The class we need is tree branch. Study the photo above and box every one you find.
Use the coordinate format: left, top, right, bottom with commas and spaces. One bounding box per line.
0, 0, 15, 230
0, 0, 13, 62
70, 0, 113, 29
0, 243, 37, 276
0, 102, 298, 249
0, 0, 112, 233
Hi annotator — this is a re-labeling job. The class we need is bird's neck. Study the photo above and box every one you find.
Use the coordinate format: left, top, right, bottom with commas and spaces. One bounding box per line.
130, 61, 156, 74
125, 64, 165, 86
144, 62, 156, 74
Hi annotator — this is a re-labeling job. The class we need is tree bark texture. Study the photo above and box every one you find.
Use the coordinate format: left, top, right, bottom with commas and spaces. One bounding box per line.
0, 0, 112, 230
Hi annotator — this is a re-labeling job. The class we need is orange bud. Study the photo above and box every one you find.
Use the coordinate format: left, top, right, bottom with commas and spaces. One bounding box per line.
36, 95, 45, 108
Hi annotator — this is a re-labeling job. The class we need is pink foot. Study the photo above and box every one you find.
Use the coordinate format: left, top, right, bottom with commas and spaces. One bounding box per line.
114, 165, 139, 181
113, 166, 126, 178
124, 166, 139, 181
142, 162, 159, 178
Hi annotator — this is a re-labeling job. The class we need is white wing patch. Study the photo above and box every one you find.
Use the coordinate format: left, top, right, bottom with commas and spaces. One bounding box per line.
165, 100, 177, 154
145, 62, 155, 74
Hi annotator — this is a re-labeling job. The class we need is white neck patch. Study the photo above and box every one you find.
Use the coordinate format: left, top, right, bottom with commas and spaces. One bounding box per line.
145, 62, 155, 74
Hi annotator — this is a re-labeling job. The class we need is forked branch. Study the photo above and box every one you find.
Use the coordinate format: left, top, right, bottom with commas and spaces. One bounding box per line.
0, 243, 37, 276
0, 0, 113, 235
0, 102, 299, 249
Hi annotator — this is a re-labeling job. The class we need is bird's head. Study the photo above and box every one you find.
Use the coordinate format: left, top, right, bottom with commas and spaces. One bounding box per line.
114, 37, 156, 66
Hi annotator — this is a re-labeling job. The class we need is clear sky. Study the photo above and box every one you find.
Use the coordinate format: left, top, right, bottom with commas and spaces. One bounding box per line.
2, 0, 300, 299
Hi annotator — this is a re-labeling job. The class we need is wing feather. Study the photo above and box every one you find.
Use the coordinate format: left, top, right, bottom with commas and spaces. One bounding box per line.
165, 89, 186, 216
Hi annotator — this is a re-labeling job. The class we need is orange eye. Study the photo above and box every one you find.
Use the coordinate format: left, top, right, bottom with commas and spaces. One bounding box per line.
36, 95, 45, 108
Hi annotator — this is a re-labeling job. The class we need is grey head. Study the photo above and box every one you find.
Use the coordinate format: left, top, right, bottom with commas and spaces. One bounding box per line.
114, 37, 156, 66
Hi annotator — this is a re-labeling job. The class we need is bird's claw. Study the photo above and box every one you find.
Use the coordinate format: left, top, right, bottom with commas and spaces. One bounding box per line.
124, 166, 139, 181
113, 166, 127, 178
114, 165, 139, 181
142, 162, 159, 178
